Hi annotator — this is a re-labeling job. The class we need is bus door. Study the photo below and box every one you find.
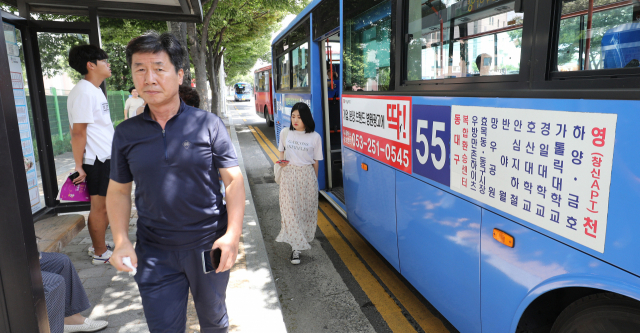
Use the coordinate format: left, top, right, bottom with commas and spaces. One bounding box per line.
320, 33, 344, 202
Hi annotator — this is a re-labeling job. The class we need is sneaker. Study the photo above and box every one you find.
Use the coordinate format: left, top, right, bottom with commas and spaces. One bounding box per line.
92, 249, 112, 265
290, 250, 301, 265
87, 243, 113, 257
63, 318, 108, 332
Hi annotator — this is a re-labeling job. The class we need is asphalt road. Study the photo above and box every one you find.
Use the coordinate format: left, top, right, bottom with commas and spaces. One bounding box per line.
227, 98, 456, 333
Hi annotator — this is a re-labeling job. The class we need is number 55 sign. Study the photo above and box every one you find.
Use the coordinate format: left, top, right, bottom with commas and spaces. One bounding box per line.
412, 105, 451, 186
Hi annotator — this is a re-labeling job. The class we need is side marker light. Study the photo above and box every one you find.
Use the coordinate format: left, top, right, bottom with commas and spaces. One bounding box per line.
493, 228, 514, 248
361, 163, 368, 171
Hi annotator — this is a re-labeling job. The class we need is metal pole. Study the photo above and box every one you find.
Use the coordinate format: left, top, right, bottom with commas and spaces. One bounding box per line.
320, 40, 333, 188
50, 87, 63, 141
121, 91, 126, 120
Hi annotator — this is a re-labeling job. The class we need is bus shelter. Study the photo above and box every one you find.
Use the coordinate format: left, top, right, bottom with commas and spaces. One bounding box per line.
0, 1, 202, 331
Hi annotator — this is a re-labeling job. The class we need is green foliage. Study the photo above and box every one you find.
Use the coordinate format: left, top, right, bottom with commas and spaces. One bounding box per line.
227, 73, 254, 87
113, 119, 125, 128
199, 0, 307, 87
557, 5, 633, 70
52, 133, 72, 157
100, 18, 168, 90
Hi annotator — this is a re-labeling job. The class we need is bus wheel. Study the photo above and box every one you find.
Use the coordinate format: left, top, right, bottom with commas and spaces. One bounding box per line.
265, 107, 274, 127
550, 292, 640, 333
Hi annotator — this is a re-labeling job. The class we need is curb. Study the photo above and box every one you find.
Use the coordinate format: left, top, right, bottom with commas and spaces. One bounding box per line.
227, 114, 288, 332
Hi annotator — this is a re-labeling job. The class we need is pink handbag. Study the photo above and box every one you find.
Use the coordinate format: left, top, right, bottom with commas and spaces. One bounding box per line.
59, 175, 90, 202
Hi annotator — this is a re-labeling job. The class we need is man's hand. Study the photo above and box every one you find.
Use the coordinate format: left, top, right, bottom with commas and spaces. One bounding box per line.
73, 165, 87, 184
110, 240, 137, 272
212, 233, 240, 273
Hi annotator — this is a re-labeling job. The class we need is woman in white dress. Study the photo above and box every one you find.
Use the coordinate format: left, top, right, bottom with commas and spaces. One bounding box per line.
276, 102, 323, 264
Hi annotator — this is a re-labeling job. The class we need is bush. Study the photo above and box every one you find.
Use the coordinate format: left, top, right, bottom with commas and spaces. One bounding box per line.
52, 133, 73, 156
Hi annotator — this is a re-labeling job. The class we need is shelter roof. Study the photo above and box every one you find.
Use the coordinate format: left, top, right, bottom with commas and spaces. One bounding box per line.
1, 0, 203, 22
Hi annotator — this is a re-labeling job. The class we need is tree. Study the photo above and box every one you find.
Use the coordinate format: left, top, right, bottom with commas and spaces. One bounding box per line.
187, 0, 305, 115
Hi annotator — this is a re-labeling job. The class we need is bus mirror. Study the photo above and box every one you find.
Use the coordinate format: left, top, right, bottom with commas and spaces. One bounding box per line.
514, 0, 524, 13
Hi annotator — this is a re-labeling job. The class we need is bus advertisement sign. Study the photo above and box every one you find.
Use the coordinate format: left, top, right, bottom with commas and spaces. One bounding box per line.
342, 96, 412, 173
449, 106, 617, 253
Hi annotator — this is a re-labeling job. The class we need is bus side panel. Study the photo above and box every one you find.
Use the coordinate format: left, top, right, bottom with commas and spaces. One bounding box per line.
344, 148, 399, 270
481, 209, 640, 333
396, 172, 481, 333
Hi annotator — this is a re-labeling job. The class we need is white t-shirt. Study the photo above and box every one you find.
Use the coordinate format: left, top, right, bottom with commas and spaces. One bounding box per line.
67, 79, 115, 165
124, 97, 145, 118
278, 129, 323, 166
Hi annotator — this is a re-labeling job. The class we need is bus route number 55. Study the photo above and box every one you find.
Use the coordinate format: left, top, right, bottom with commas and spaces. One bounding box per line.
412, 105, 451, 187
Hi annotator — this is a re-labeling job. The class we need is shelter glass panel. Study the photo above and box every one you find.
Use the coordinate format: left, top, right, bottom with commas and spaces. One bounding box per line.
405, 0, 523, 80
36, 32, 116, 197
344, 0, 392, 91
6, 23, 44, 213
555, 0, 640, 71
292, 42, 310, 88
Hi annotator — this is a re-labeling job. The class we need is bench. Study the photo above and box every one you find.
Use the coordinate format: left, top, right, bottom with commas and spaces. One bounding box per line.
34, 214, 86, 252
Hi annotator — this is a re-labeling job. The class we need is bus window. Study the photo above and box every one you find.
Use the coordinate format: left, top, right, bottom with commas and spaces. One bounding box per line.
406, 0, 523, 80
277, 54, 290, 90
556, 0, 640, 71
344, 0, 392, 91
292, 42, 310, 88
257, 71, 267, 92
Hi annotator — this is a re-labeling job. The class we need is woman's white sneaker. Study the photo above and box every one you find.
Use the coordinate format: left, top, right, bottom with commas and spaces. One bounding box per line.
63, 318, 108, 332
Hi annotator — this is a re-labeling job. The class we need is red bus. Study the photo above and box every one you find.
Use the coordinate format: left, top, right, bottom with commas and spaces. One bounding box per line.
254, 65, 274, 126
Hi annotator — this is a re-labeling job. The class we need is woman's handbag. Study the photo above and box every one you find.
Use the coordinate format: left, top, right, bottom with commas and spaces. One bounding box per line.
274, 128, 290, 184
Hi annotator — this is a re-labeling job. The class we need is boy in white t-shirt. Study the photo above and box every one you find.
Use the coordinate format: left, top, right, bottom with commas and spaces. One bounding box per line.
67, 44, 114, 265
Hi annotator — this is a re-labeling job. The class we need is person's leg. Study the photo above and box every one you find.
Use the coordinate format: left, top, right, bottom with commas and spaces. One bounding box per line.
135, 241, 190, 332
42, 271, 65, 333
84, 160, 110, 257
40, 252, 92, 317
183, 245, 230, 333
88, 195, 109, 256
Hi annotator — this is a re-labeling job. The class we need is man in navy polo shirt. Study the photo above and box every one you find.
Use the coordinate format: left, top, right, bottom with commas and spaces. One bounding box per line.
106, 32, 245, 333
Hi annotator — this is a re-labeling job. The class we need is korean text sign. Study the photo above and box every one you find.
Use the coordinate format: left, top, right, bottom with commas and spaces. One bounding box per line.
342, 96, 412, 173
449, 106, 617, 253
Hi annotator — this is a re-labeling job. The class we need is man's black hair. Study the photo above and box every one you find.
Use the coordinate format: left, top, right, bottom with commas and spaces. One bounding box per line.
179, 85, 200, 108
68, 44, 108, 75
289, 102, 315, 133
126, 31, 184, 73
128, 86, 136, 94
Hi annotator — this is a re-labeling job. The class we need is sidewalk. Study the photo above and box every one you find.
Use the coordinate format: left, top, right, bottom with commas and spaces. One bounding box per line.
57, 113, 287, 332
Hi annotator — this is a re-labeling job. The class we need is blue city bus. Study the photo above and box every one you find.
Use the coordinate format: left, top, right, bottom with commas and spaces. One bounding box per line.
271, 0, 640, 331
234, 82, 252, 101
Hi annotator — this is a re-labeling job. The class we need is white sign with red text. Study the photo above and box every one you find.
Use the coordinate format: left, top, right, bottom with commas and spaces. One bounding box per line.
342, 96, 412, 173
449, 105, 616, 253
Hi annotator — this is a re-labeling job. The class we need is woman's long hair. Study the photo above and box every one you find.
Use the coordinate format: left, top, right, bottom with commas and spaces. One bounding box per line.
289, 102, 315, 133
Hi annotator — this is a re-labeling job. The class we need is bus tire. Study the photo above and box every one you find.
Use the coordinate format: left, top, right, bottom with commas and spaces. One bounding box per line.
550, 292, 640, 333
265, 107, 274, 127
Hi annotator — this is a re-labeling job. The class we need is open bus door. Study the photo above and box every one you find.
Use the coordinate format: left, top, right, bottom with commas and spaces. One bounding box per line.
319, 33, 344, 203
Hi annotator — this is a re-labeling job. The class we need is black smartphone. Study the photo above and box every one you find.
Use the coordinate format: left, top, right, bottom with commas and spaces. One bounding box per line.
202, 248, 222, 274
69, 171, 80, 181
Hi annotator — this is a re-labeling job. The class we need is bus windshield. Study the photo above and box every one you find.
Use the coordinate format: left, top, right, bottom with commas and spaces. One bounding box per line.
235, 84, 248, 94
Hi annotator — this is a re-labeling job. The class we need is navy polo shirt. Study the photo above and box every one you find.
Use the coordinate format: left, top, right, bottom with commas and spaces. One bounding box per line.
110, 101, 238, 250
